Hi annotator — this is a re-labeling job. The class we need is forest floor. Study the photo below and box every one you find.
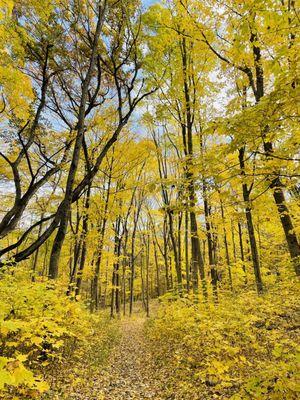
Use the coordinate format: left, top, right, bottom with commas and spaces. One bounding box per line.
65, 311, 169, 400
94, 316, 164, 400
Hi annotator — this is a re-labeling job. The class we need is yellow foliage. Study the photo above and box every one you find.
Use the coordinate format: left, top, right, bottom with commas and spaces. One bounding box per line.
0, 268, 118, 399
146, 281, 300, 399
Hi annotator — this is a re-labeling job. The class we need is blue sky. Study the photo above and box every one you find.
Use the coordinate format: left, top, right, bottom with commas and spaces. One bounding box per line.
143, 0, 160, 8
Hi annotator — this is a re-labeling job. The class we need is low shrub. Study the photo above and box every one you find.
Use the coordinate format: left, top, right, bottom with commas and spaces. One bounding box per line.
0, 268, 118, 399
146, 281, 300, 399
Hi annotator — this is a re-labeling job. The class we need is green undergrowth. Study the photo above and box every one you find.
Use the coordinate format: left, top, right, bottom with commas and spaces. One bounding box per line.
0, 268, 119, 399
145, 281, 300, 400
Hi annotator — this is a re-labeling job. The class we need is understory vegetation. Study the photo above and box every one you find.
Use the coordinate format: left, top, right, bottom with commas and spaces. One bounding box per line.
0, 269, 119, 399
146, 280, 299, 399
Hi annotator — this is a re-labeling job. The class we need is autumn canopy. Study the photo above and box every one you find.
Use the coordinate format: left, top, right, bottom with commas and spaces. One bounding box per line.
0, 0, 299, 399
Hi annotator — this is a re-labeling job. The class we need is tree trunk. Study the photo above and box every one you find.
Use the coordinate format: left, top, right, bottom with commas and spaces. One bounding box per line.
153, 238, 160, 297
180, 36, 207, 300
167, 210, 182, 293
91, 163, 113, 311
220, 197, 233, 292
203, 194, 218, 301
31, 213, 44, 282
239, 147, 263, 293
271, 179, 300, 275
48, 7, 105, 279
184, 209, 190, 292
238, 222, 247, 284
129, 201, 142, 315
67, 204, 82, 296
231, 220, 237, 263
250, 38, 300, 276
75, 182, 91, 298
145, 234, 150, 317
163, 216, 171, 291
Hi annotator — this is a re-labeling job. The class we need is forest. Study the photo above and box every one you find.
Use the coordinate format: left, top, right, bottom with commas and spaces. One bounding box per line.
0, 0, 299, 399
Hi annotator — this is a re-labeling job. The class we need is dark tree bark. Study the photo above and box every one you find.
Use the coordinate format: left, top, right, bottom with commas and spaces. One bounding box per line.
249, 31, 299, 275
184, 209, 190, 292
203, 185, 218, 301
111, 213, 122, 318
91, 158, 113, 311
75, 182, 91, 298
153, 238, 161, 297
0, 44, 58, 239
144, 233, 150, 318
231, 220, 237, 263
238, 222, 247, 284
179, 36, 207, 299
219, 196, 233, 292
129, 198, 143, 315
48, 4, 106, 279
239, 147, 263, 293
67, 201, 82, 296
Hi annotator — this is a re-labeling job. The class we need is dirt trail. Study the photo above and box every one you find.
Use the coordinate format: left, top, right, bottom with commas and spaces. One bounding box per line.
95, 316, 164, 400
69, 315, 166, 400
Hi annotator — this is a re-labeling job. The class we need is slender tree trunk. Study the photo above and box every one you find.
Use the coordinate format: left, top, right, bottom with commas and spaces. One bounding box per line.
111, 215, 122, 318
185, 209, 190, 292
153, 238, 160, 297
75, 182, 91, 298
180, 36, 207, 299
140, 251, 146, 311
203, 193, 218, 301
238, 222, 247, 284
145, 234, 150, 317
103, 260, 108, 308
163, 216, 171, 291
220, 197, 233, 292
122, 257, 126, 316
129, 241, 136, 316
41, 240, 49, 277
110, 216, 120, 318
177, 211, 183, 292
239, 147, 263, 293
129, 201, 142, 315
231, 220, 237, 263
67, 207, 82, 296
31, 213, 44, 282
121, 230, 129, 317
91, 164, 112, 311
167, 210, 182, 293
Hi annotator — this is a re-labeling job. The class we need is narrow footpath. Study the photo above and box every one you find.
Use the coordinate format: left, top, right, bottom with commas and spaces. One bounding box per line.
96, 316, 164, 400
69, 315, 168, 400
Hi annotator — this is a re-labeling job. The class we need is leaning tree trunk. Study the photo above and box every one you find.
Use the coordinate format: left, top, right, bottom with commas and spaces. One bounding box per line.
270, 177, 300, 275
250, 39, 300, 276
48, 6, 105, 279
